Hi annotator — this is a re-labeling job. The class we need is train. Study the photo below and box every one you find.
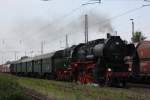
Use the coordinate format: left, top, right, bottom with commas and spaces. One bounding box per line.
7, 34, 134, 87
129, 41, 150, 83
0, 64, 10, 73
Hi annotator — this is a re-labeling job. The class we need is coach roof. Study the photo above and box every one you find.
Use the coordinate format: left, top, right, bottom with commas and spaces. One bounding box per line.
32, 52, 55, 61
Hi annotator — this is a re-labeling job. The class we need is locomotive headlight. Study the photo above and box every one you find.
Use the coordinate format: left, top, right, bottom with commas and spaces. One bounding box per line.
128, 68, 132, 72
107, 68, 112, 72
74, 63, 78, 67
115, 42, 119, 45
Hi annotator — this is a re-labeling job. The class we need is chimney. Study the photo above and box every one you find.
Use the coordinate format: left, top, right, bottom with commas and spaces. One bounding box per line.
107, 33, 111, 38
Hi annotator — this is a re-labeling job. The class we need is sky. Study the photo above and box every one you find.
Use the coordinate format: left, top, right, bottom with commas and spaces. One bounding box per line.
0, 0, 150, 64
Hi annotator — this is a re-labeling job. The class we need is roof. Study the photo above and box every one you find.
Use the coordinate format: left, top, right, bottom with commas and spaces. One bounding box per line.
9, 52, 55, 64
138, 41, 150, 48
137, 41, 150, 59
32, 52, 55, 61
8, 60, 21, 64
21, 57, 33, 63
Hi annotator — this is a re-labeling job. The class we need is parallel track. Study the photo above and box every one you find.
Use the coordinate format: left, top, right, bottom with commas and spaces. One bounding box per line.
24, 88, 51, 100
26, 93, 43, 100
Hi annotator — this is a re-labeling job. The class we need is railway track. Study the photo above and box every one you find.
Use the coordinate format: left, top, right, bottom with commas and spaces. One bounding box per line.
24, 88, 52, 100
26, 93, 43, 100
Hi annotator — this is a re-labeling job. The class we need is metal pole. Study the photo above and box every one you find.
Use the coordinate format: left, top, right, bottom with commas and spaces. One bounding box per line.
14, 51, 17, 60
115, 31, 117, 36
85, 14, 88, 43
66, 34, 69, 48
130, 19, 134, 38
86, 15, 88, 43
25, 51, 27, 56
1, 56, 3, 64
85, 15, 87, 43
41, 41, 44, 54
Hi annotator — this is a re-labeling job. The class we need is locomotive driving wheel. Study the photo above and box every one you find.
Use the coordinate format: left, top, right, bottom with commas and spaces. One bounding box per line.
77, 72, 93, 84
105, 76, 112, 86
77, 69, 94, 84
118, 79, 127, 87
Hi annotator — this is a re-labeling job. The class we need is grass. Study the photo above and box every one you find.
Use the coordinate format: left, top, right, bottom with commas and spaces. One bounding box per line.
0, 73, 150, 100
0, 73, 31, 100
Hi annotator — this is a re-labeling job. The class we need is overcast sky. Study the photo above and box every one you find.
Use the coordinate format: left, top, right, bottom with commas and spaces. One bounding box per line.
0, 0, 150, 64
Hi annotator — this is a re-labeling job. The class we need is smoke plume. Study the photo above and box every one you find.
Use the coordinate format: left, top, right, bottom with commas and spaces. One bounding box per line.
8, 11, 114, 57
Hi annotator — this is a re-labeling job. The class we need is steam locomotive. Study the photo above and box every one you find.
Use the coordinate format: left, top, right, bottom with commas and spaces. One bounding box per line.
9, 34, 134, 87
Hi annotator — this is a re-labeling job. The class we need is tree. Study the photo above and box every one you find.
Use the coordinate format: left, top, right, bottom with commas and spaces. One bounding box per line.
131, 31, 146, 43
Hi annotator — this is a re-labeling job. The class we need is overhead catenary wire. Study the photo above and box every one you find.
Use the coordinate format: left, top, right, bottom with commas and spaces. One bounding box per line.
143, 0, 150, 6
31, 0, 147, 47
144, 0, 150, 2
32, 4, 99, 45
44, 0, 148, 41
82, 0, 101, 5
7, 1, 144, 46
93, 6, 145, 29
1, 4, 146, 53
41, 5, 146, 45
1, 3, 147, 47
26, 1, 101, 43
32, 5, 84, 35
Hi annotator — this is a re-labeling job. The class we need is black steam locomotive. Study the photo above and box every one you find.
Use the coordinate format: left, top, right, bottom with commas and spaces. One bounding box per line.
10, 34, 134, 87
